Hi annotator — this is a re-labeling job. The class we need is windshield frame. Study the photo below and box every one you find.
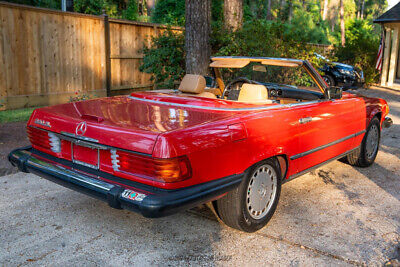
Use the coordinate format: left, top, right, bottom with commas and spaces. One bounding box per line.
210, 56, 328, 98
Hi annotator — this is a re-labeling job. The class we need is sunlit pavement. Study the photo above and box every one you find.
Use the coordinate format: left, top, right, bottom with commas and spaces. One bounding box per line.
1, 86, 399, 266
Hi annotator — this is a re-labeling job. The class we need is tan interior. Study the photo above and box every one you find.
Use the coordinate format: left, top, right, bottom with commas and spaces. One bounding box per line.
178, 74, 216, 98
178, 74, 206, 94
238, 83, 273, 104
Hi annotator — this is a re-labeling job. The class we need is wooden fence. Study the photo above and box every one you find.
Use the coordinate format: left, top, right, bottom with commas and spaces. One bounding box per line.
0, 2, 182, 110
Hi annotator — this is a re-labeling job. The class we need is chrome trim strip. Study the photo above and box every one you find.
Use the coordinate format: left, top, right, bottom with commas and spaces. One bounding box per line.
61, 131, 99, 143
290, 130, 366, 160
285, 146, 360, 183
29, 126, 152, 157
128, 96, 325, 111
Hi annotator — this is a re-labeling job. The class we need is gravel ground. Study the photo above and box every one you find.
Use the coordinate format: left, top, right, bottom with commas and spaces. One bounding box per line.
0, 121, 29, 176
0, 86, 399, 266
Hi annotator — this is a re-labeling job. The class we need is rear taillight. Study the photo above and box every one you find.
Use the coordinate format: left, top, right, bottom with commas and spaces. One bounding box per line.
27, 127, 52, 151
27, 127, 61, 153
112, 150, 192, 183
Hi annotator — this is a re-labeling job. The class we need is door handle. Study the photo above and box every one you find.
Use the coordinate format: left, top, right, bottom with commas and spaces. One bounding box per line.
299, 117, 312, 124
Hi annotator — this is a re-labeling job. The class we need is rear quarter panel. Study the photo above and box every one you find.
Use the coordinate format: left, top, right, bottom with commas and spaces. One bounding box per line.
153, 106, 302, 188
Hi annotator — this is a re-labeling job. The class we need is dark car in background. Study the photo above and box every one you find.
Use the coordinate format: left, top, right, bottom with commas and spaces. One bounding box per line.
315, 53, 365, 90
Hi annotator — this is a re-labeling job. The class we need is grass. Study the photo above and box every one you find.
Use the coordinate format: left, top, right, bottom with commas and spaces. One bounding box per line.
0, 107, 37, 123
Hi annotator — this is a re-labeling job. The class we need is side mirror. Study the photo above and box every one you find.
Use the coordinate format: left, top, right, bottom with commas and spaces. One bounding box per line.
326, 86, 342, 100
204, 76, 216, 88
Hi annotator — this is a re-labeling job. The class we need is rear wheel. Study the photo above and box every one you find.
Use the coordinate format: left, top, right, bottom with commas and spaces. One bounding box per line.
347, 117, 380, 167
215, 158, 281, 232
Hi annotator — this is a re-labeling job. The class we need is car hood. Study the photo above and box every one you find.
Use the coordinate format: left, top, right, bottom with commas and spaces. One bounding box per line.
332, 62, 355, 70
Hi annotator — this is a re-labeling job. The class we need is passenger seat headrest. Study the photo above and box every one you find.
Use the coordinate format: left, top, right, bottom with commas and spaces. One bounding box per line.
238, 83, 269, 103
178, 74, 206, 94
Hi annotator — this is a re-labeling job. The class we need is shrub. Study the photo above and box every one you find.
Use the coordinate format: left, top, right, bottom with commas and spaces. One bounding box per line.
334, 19, 380, 85
139, 30, 185, 89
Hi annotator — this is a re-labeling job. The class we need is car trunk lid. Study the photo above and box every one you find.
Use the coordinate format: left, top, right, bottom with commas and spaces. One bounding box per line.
29, 95, 238, 154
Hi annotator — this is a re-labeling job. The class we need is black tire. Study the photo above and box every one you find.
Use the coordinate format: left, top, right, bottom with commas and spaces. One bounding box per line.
215, 158, 282, 232
347, 117, 380, 167
322, 75, 335, 87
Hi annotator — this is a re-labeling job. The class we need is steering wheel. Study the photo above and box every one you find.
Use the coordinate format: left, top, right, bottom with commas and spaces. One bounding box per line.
222, 77, 253, 100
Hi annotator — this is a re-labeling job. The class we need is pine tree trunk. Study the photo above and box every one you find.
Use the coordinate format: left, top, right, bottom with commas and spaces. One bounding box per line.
322, 0, 328, 20
360, 0, 365, 19
267, 0, 272, 20
146, 0, 156, 16
223, 0, 243, 31
288, 0, 293, 22
185, 0, 211, 75
339, 0, 345, 46
280, 0, 286, 19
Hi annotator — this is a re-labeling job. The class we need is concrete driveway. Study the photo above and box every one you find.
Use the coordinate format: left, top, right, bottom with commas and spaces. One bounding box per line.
1, 87, 399, 266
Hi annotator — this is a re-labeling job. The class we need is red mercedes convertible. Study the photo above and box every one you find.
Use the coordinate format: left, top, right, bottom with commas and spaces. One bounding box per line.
9, 57, 392, 232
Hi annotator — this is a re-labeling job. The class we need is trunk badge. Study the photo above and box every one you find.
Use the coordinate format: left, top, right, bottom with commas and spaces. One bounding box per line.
34, 119, 51, 128
76, 122, 87, 136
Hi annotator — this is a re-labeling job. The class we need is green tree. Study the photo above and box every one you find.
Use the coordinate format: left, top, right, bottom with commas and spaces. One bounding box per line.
151, 0, 185, 25
334, 19, 380, 84
123, 0, 139, 20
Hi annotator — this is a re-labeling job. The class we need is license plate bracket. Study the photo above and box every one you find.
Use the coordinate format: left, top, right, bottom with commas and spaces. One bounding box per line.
72, 144, 99, 169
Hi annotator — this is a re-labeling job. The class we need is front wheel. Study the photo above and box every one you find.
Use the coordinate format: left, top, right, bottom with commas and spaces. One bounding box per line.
347, 117, 381, 167
215, 158, 282, 232
322, 75, 335, 87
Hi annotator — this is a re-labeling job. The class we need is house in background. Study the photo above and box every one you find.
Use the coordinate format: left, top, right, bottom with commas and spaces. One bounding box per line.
374, 1, 400, 89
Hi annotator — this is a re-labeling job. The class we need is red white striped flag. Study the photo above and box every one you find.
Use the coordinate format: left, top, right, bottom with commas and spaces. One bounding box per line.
376, 33, 384, 72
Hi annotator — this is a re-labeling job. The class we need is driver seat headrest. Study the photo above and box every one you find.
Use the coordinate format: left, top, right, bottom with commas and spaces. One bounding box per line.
238, 83, 269, 103
178, 74, 206, 94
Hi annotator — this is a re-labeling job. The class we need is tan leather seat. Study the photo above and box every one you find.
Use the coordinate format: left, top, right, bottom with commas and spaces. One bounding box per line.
178, 74, 216, 99
238, 83, 272, 104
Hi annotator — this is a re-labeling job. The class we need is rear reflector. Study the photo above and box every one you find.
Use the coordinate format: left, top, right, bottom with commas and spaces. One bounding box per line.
113, 150, 192, 183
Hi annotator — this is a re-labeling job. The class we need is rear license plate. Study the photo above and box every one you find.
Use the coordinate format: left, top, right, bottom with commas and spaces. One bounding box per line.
72, 144, 99, 169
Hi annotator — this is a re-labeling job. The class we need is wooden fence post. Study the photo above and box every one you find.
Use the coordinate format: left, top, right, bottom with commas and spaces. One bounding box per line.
103, 11, 111, 97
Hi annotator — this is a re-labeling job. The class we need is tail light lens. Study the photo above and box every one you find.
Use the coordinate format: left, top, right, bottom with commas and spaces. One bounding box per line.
27, 127, 61, 153
27, 127, 52, 151
112, 150, 192, 183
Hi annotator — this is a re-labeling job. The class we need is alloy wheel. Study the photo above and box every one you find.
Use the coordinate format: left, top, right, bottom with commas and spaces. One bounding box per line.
246, 164, 278, 220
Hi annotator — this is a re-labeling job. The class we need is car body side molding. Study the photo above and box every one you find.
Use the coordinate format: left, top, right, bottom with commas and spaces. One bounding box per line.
290, 130, 366, 160
285, 146, 360, 183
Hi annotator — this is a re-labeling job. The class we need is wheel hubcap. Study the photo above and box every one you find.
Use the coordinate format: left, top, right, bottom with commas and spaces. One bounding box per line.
246, 164, 277, 220
365, 124, 379, 160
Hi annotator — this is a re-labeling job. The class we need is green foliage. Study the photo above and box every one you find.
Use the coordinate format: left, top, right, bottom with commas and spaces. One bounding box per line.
3, 0, 60, 9
152, 0, 185, 26
139, 30, 185, 88
73, 0, 136, 18
334, 19, 380, 85
214, 19, 327, 63
74, 0, 111, 15
122, 0, 139, 21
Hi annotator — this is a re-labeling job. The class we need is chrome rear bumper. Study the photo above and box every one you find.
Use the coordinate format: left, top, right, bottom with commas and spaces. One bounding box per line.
8, 147, 243, 218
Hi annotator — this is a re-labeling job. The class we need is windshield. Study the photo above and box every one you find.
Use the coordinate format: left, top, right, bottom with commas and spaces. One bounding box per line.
219, 62, 320, 93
